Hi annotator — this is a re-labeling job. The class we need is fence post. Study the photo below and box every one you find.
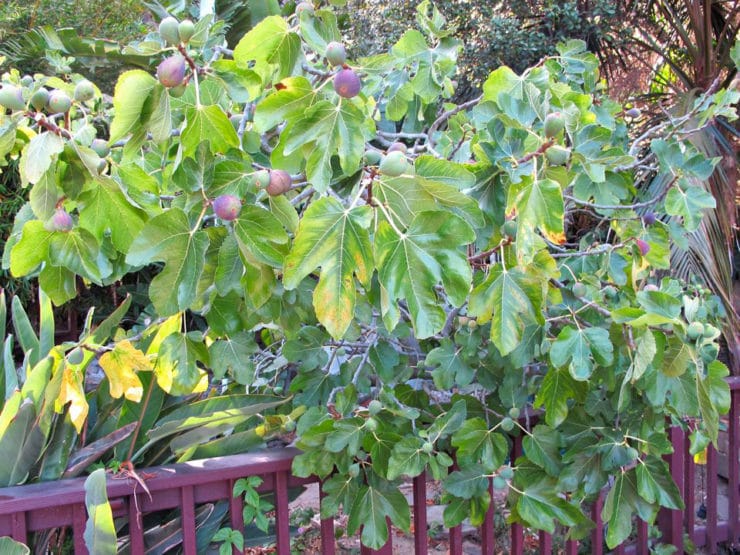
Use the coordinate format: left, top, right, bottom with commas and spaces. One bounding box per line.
658, 425, 685, 552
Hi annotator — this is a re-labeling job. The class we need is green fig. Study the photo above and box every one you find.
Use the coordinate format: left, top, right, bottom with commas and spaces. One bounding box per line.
47, 90, 72, 113
379, 151, 408, 177
178, 19, 195, 42
159, 16, 180, 45
30, 88, 49, 111
545, 145, 570, 166
0, 85, 25, 111
543, 112, 565, 138
74, 80, 95, 102
325, 41, 347, 67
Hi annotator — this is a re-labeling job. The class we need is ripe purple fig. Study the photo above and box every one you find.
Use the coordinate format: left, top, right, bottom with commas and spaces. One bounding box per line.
157, 55, 186, 88
636, 239, 650, 256
625, 107, 641, 119
333, 68, 361, 99
642, 211, 656, 226
266, 170, 292, 196
325, 41, 347, 67
45, 208, 74, 232
212, 194, 242, 221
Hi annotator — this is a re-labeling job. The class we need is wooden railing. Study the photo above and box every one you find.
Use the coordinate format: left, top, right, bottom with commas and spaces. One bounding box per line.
0, 376, 738, 554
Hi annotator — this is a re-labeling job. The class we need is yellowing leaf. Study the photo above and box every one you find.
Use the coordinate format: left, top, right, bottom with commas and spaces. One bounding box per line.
57, 365, 88, 433
99, 340, 149, 402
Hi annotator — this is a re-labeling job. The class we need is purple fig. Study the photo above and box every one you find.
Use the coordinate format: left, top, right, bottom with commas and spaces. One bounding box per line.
212, 194, 242, 221
636, 239, 650, 256
157, 55, 186, 88
46, 208, 74, 232
333, 69, 361, 99
266, 170, 292, 196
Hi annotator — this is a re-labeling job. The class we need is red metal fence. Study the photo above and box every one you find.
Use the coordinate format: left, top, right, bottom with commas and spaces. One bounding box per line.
1, 376, 738, 554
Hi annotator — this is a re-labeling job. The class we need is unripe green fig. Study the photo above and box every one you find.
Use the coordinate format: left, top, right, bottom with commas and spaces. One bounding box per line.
333, 68, 361, 99
169, 84, 187, 97
467, 319, 477, 330
499, 466, 514, 480
421, 441, 434, 454
508, 407, 520, 419
367, 400, 382, 415
543, 112, 565, 138
365, 417, 378, 432
572, 281, 587, 298
325, 41, 347, 67
47, 90, 71, 113
387, 142, 408, 154
97, 159, 107, 173
493, 476, 507, 490
178, 19, 195, 42
267, 169, 292, 196
502, 219, 517, 238
295, 2, 314, 15
0, 85, 25, 111
636, 239, 650, 256
159, 16, 181, 45
687, 321, 704, 340
253, 169, 271, 189
545, 145, 570, 166
66, 347, 84, 365
30, 88, 49, 111
20, 75, 33, 87
283, 419, 296, 432
602, 285, 618, 300
157, 55, 186, 88
273, 385, 284, 395
45, 208, 74, 231
90, 138, 110, 158
500, 416, 514, 431
379, 151, 408, 177
363, 149, 382, 166
348, 463, 360, 478
703, 324, 718, 339
212, 194, 242, 221
625, 107, 641, 119
74, 80, 95, 102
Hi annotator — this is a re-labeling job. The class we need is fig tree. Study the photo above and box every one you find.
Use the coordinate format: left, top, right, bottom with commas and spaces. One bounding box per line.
159, 16, 180, 45
379, 151, 408, 177
543, 112, 565, 138
157, 55, 186, 88
47, 90, 72, 113
325, 41, 347, 67
45, 208, 74, 232
178, 19, 195, 42
0, 85, 25, 112
30, 88, 49, 111
266, 169, 292, 196
90, 139, 110, 158
74, 80, 95, 102
387, 142, 408, 154
333, 68, 361, 99
545, 145, 570, 166
212, 194, 242, 221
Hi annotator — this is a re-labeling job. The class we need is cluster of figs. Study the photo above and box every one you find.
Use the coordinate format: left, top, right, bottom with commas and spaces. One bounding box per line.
0, 76, 96, 115
155, 16, 196, 95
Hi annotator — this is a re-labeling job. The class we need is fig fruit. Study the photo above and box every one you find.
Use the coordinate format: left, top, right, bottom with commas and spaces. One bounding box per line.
325, 41, 347, 67
178, 19, 195, 43
642, 211, 656, 226
572, 281, 587, 298
348, 463, 360, 477
636, 239, 650, 256
367, 400, 382, 415
283, 419, 296, 432
363, 149, 382, 166
157, 55, 186, 88
625, 107, 641, 119
499, 466, 514, 480
421, 442, 434, 454
493, 476, 507, 490
379, 151, 408, 177
30, 88, 49, 111
502, 219, 517, 238
159, 16, 180, 45
45, 208, 74, 232
543, 112, 565, 138
687, 321, 704, 340
74, 80, 95, 102
365, 417, 378, 432
703, 324, 718, 339
66, 347, 85, 365
508, 407, 520, 419
0, 85, 25, 111
48, 90, 72, 113
545, 145, 570, 166
90, 139, 110, 158
500, 417, 514, 431
212, 194, 242, 221
387, 142, 408, 154
266, 169, 292, 196
20, 75, 33, 87
253, 169, 271, 189
333, 68, 361, 99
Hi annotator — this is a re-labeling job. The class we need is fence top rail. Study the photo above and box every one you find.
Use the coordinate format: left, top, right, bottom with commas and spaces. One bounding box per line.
0, 446, 305, 515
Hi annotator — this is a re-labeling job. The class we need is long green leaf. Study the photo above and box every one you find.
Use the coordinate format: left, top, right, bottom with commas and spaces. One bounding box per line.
11, 296, 39, 367
83, 469, 117, 555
